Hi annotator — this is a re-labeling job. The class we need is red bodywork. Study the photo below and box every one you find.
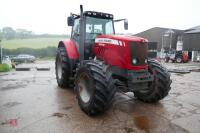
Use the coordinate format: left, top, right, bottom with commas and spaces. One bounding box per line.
93, 35, 148, 70
182, 52, 189, 62
59, 35, 149, 71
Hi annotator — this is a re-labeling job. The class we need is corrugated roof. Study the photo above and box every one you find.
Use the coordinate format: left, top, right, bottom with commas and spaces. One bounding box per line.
185, 25, 200, 33
185, 29, 200, 34
186, 25, 200, 30
135, 27, 183, 36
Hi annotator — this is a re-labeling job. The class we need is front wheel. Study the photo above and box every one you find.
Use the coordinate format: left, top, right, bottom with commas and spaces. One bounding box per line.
134, 59, 172, 103
176, 57, 182, 63
75, 61, 116, 115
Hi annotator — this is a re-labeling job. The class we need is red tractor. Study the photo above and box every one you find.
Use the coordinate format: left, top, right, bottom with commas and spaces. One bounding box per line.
55, 5, 171, 115
164, 50, 189, 63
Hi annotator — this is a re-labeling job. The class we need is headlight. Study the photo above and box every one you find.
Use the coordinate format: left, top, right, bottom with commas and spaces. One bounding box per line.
132, 58, 137, 64
145, 59, 148, 64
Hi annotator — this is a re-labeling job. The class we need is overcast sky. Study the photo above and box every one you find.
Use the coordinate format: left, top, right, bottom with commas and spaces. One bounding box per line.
0, 0, 200, 34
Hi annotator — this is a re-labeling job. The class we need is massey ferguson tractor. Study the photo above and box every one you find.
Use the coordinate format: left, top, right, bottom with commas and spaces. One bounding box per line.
55, 5, 172, 115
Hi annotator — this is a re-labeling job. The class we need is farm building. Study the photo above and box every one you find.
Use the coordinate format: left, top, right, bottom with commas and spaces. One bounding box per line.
135, 26, 200, 61
135, 27, 183, 51
183, 26, 200, 61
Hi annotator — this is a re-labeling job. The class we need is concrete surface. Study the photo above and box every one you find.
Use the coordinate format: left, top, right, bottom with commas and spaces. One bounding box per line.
0, 61, 200, 133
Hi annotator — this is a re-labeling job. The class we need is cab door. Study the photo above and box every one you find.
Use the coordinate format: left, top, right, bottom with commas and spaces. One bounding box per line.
71, 18, 80, 51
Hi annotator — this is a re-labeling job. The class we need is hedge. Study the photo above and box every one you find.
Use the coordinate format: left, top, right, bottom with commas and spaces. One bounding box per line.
0, 63, 11, 72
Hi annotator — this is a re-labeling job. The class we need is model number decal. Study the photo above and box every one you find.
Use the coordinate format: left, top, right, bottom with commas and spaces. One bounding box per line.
95, 38, 125, 47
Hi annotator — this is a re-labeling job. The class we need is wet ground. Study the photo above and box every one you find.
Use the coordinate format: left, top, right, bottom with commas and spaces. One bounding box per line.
0, 61, 200, 133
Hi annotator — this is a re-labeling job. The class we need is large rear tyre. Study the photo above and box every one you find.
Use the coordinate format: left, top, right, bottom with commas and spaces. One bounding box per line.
134, 59, 172, 103
55, 46, 71, 88
75, 61, 116, 115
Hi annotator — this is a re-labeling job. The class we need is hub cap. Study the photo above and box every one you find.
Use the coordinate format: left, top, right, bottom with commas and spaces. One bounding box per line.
77, 73, 91, 103
176, 58, 182, 63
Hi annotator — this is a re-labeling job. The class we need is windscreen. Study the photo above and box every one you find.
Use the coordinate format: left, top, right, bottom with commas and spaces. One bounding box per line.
85, 16, 114, 40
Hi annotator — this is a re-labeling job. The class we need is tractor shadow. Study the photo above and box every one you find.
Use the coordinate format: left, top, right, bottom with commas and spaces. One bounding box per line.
112, 92, 165, 114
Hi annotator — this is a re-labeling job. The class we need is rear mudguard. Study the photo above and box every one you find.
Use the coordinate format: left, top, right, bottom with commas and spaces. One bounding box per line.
58, 39, 79, 59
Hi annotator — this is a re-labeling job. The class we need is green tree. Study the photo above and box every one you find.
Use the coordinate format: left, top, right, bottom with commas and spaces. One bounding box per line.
16, 29, 33, 39
0, 30, 3, 39
2, 27, 16, 40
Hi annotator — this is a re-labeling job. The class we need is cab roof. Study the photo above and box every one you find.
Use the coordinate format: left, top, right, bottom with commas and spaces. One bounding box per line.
84, 11, 113, 19
73, 11, 114, 19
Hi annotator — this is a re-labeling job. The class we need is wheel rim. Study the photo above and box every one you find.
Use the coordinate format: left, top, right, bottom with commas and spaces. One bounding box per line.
176, 58, 182, 63
77, 73, 91, 103
57, 57, 62, 80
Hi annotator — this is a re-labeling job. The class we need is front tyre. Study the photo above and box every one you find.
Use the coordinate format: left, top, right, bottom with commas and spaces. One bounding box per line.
134, 59, 172, 103
75, 61, 116, 115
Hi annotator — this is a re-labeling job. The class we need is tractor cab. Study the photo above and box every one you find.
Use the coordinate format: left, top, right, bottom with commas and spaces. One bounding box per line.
67, 7, 128, 60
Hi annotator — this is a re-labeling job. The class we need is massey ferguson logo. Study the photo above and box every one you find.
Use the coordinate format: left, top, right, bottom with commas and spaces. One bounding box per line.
95, 38, 125, 47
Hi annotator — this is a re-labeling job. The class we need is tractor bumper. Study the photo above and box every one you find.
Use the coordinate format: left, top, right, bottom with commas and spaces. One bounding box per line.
127, 70, 154, 91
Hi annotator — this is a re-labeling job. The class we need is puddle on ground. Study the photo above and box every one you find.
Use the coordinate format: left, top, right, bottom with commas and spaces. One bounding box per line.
62, 106, 72, 110
124, 127, 136, 133
134, 116, 150, 133
170, 92, 182, 96
0, 84, 26, 91
175, 73, 185, 76
52, 112, 68, 118
191, 69, 200, 72
3, 102, 22, 108
0, 73, 9, 76
0, 79, 17, 82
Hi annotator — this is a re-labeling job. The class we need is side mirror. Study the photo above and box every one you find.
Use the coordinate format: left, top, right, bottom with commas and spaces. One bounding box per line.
124, 19, 128, 30
67, 16, 74, 26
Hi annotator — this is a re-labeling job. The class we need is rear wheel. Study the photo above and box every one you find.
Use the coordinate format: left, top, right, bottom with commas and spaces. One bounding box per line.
55, 46, 71, 88
134, 59, 171, 103
75, 61, 116, 115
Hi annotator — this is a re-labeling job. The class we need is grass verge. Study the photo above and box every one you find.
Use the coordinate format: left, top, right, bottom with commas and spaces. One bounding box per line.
0, 63, 11, 72
2, 37, 66, 49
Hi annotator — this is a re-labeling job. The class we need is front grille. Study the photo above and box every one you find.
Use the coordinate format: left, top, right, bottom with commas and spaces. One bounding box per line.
129, 42, 148, 66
